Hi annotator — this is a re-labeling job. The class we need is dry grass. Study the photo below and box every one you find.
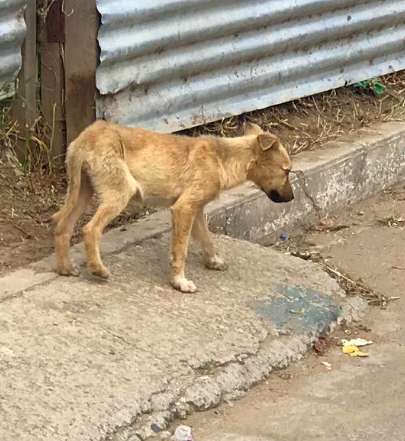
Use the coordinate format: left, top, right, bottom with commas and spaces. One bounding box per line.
0, 99, 56, 175
2, 71, 405, 174
274, 234, 400, 309
322, 263, 400, 309
0, 100, 19, 152
184, 71, 405, 155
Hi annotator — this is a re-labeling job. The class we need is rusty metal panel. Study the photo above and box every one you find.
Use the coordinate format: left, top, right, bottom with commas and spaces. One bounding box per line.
0, 0, 27, 100
96, 0, 405, 132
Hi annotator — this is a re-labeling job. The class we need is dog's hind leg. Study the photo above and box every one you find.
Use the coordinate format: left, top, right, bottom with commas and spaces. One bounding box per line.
53, 143, 93, 276
54, 173, 93, 275
191, 209, 227, 271
82, 160, 141, 278
82, 191, 131, 278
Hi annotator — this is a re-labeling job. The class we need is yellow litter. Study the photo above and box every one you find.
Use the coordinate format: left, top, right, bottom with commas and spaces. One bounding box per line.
342, 345, 369, 357
341, 338, 373, 357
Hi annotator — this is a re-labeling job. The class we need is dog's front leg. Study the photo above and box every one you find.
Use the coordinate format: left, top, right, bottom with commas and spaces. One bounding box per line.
192, 209, 227, 271
170, 201, 198, 293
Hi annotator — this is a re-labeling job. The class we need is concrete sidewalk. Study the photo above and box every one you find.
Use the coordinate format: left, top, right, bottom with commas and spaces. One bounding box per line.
0, 234, 361, 441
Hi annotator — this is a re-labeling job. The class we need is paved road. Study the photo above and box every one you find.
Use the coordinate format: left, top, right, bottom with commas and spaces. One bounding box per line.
177, 184, 405, 441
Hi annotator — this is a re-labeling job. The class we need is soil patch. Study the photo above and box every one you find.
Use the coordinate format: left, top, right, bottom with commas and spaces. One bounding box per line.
0, 162, 149, 275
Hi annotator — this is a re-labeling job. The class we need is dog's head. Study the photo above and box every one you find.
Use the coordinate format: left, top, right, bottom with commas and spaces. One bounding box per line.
245, 123, 294, 203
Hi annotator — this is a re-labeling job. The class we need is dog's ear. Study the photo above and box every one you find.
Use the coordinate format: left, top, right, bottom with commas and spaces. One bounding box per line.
257, 133, 279, 151
244, 122, 263, 136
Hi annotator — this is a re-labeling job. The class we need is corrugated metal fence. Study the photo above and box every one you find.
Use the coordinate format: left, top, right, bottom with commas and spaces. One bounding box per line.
1, 1, 405, 154
0, 0, 26, 100
96, 0, 405, 132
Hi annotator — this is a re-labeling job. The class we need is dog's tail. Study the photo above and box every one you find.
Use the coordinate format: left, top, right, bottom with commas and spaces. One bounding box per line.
52, 141, 85, 226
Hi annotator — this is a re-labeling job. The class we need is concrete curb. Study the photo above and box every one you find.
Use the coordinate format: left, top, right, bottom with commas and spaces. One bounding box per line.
1, 121, 404, 299
209, 121, 405, 243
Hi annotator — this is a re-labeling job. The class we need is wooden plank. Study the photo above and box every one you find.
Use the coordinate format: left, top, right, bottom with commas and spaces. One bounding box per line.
64, 0, 98, 145
12, 0, 38, 159
38, 0, 66, 163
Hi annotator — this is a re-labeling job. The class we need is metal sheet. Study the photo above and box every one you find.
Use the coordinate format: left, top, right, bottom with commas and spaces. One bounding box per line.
0, 0, 26, 100
96, 0, 405, 132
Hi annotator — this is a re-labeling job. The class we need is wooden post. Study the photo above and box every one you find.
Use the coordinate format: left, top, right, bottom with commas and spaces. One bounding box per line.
63, 0, 98, 145
38, 0, 66, 163
12, 0, 38, 159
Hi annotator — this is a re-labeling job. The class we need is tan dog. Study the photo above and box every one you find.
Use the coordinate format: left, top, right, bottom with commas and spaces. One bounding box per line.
52, 121, 293, 292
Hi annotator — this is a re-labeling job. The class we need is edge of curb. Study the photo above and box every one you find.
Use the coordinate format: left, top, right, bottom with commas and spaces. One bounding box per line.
109, 296, 368, 441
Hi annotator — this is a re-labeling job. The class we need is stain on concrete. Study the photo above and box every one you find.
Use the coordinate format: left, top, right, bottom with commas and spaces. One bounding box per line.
252, 284, 341, 335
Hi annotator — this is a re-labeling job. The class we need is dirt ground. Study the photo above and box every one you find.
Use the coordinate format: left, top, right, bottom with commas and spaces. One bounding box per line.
155, 183, 405, 441
1, 71, 405, 275
0, 163, 150, 275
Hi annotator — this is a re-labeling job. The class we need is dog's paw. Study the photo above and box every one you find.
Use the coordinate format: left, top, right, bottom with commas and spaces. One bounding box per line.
88, 263, 110, 279
56, 264, 80, 277
171, 277, 197, 293
205, 255, 228, 271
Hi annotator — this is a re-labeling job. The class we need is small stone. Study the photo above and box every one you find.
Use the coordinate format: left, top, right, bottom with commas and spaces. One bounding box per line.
278, 372, 292, 380
151, 423, 161, 433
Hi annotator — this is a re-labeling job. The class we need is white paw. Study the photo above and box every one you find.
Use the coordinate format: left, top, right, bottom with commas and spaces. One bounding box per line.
171, 277, 197, 293
205, 255, 228, 271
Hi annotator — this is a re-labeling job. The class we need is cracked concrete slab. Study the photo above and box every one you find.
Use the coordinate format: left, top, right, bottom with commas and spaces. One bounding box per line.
0, 234, 363, 441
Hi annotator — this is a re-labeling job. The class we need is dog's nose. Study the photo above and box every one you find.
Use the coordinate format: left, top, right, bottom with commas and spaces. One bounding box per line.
268, 189, 294, 203
268, 190, 284, 203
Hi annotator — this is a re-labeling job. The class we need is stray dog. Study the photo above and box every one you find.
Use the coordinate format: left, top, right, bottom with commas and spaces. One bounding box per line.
52, 121, 294, 292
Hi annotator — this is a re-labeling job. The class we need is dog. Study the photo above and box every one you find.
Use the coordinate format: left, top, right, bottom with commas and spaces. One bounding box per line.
52, 120, 294, 292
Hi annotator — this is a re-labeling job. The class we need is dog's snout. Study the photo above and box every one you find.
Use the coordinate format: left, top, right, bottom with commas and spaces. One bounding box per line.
267, 188, 294, 203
